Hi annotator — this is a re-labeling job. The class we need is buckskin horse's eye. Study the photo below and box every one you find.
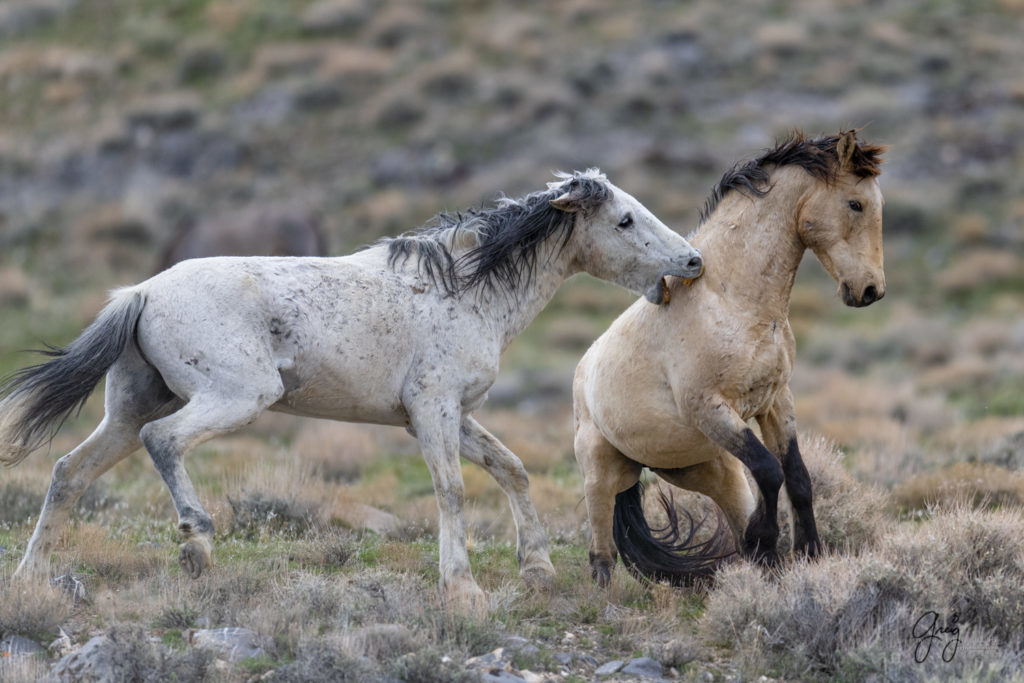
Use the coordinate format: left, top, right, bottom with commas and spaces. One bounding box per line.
618, 214, 634, 228
849, 199, 863, 212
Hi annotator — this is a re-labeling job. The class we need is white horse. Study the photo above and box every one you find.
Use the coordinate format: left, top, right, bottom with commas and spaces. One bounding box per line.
0, 169, 703, 613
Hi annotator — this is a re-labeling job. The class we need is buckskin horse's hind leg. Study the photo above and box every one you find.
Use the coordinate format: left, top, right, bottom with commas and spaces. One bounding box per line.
652, 454, 755, 552
140, 378, 283, 578
459, 416, 555, 592
573, 416, 642, 586
14, 347, 178, 583
756, 387, 821, 557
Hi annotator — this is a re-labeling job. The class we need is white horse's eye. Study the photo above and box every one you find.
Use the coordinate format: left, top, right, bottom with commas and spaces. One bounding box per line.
618, 214, 634, 229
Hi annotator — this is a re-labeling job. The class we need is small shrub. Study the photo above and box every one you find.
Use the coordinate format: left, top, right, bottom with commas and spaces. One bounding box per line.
229, 491, 315, 539
0, 580, 73, 643
0, 482, 44, 527
801, 433, 891, 552
270, 639, 377, 682
153, 605, 199, 630
390, 647, 478, 683
81, 625, 214, 682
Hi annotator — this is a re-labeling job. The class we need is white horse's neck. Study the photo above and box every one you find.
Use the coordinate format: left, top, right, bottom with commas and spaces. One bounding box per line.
470, 239, 578, 351
692, 166, 810, 319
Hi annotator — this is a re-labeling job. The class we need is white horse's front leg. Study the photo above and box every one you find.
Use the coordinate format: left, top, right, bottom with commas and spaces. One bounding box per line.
408, 399, 487, 616
459, 416, 554, 592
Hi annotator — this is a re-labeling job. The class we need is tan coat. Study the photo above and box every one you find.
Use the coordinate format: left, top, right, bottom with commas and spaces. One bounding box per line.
574, 132, 886, 585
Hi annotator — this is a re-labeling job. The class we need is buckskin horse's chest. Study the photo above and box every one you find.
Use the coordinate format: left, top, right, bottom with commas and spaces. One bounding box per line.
721, 319, 792, 420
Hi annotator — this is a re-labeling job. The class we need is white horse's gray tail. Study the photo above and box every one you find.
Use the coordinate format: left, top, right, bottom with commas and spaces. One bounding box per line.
0, 289, 146, 467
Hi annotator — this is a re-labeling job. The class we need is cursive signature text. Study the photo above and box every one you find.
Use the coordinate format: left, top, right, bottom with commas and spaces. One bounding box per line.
911, 610, 961, 663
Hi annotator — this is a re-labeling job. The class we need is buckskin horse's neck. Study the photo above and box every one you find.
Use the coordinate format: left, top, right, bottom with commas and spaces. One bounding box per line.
693, 167, 810, 320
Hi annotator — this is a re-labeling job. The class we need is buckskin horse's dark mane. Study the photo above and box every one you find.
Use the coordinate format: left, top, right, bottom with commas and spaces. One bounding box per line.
699, 131, 886, 226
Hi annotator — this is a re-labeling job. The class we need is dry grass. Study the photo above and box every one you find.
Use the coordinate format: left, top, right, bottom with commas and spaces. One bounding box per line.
893, 461, 1024, 512
0, 578, 74, 643
700, 500, 1024, 680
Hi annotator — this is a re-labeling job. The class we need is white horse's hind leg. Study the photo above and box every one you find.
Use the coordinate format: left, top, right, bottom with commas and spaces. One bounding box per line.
13, 417, 142, 582
459, 416, 554, 592
140, 384, 282, 579
14, 348, 176, 583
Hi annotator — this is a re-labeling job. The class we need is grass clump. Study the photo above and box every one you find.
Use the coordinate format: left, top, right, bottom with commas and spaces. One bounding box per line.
0, 579, 73, 643
698, 500, 1024, 680
228, 491, 315, 539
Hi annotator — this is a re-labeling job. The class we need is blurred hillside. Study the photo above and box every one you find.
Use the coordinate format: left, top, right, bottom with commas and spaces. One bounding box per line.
0, 0, 1023, 483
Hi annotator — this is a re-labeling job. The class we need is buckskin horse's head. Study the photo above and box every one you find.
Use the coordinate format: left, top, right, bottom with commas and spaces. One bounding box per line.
796, 130, 887, 307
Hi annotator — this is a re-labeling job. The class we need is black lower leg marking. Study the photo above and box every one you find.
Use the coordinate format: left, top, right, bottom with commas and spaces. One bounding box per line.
735, 429, 783, 565
782, 438, 821, 556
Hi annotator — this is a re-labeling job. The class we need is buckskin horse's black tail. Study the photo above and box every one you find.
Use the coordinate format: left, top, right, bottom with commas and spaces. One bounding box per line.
0, 290, 146, 467
612, 480, 737, 586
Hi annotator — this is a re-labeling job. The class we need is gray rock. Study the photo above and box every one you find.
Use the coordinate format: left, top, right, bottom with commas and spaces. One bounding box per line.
48, 628, 73, 658
187, 627, 265, 662
0, 634, 45, 657
502, 636, 531, 650
595, 659, 625, 675
0, 0, 75, 38
466, 647, 508, 669
621, 657, 664, 678
301, 0, 369, 34
481, 672, 526, 683
50, 634, 119, 682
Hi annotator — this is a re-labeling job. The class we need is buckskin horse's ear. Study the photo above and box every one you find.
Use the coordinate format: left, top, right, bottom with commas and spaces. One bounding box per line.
550, 179, 585, 212
836, 130, 857, 170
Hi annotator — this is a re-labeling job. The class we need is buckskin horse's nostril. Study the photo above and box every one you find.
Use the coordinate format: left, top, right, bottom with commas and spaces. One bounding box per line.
862, 285, 878, 305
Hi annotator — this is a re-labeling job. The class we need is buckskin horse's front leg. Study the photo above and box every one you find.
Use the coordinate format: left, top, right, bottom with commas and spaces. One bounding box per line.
408, 398, 487, 616
756, 387, 822, 557
459, 416, 555, 592
697, 399, 784, 567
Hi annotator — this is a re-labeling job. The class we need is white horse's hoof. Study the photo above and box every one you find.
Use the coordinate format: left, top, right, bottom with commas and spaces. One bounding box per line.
179, 536, 214, 579
443, 580, 488, 618
521, 563, 555, 594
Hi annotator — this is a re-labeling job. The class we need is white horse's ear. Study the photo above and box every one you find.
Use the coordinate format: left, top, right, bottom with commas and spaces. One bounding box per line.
549, 192, 582, 212
550, 179, 586, 212
837, 130, 857, 169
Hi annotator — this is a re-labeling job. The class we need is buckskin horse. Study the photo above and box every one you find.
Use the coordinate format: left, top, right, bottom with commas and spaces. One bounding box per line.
573, 132, 885, 586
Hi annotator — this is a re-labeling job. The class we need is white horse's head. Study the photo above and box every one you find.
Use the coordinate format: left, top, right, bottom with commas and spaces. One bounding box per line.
550, 170, 703, 304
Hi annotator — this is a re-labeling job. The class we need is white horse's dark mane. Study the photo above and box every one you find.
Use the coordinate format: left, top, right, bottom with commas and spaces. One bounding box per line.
384, 170, 611, 296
